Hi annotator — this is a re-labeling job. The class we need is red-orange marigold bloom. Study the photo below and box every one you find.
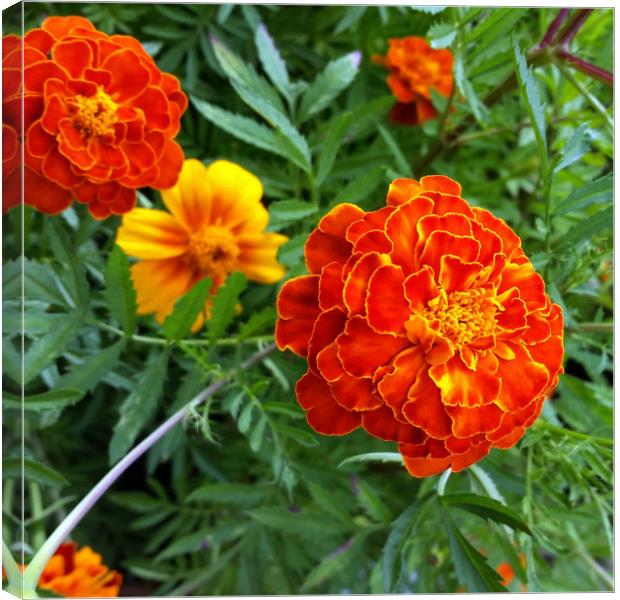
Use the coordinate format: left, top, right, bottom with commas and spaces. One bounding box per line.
374, 36, 453, 126
275, 176, 564, 477
2, 16, 187, 218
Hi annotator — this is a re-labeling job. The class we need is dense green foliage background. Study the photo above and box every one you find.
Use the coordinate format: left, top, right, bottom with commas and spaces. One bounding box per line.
2, 4, 613, 595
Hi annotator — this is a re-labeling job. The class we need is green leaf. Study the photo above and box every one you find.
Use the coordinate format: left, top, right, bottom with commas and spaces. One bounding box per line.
331, 165, 386, 207
21, 259, 69, 307
512, 36, 547, 171
316, 112, 353, 186
428, 22, 456, 49
333, 6, 367, 34
237, 402, 254, 434
255, 24, 292, 102
191, 97, 286, 157
271, 422, 318, 448
301, 532, 367, 591
210, 34, 284, 112
57, 339, 126, 393
556, 205, 612, 251
3, 388, 83, 412
378, 125, 413, 177
439, 501, 507, 592
441, 493, 532, 534
3, 457, 69, 488
268, 199, 318, 230
249, 415, 267, 451
356, 479, 391, 523
238, 307, 276, 339
382, 495, 432, 592
45, 219, 89, 309
23, 315, 83, 385
207, 272, 247, 342
455, 53, 488, 125
188, 482, 270, 505
411, 6, 446, 14
109, 350, 169, 464
246, 507, 348, 540
554, 173, 612, 216
339, 452, 403, 468
163, 276, 212, 341
307, 482, 351, 523
553, 123, 591, 175
104, 245, 137, 335
297, 52, 361, 124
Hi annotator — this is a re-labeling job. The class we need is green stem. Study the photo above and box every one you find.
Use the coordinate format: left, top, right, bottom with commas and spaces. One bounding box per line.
2, 539, 22, 594
569, 321, 613, 334
554, 58, 613, 129
28, 484, 46, 552
90, 318, 273, 347
533, 420, 612, 447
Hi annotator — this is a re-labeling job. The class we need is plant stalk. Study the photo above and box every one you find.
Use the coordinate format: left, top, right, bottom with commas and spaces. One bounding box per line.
21, 343, 276, 596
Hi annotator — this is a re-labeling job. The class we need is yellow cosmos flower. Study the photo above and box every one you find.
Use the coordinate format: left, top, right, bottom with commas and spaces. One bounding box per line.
116, 158, 287, 329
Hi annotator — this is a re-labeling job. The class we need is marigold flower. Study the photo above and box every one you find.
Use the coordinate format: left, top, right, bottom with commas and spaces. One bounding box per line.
116, 158, 287, 329
374, 36, 453, 126
275, 176, 563, 477
2, 15, 187, 218
2, 542, 121, 597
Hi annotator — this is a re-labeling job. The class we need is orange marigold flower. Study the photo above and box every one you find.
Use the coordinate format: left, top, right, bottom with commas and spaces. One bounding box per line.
116, 158, 288, 330
374, 36, 453, 126
275, 176, 564, 477
2, 15, 187, 219
2, 542, 122, 597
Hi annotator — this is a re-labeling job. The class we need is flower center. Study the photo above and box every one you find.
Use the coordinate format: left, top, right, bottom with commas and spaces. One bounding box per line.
423, 288, 498, 348
186, 225, 240, 285
70, 88, 118, 138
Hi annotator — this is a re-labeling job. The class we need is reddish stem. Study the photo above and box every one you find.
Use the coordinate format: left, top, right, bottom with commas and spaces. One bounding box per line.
556, 49, 613, 86
558, 9, 593, 48
539, 8, 570, 48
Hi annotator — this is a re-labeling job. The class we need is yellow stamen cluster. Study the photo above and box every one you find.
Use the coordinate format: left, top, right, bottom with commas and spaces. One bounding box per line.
71, 88, 118, 138
424, 288, 498, 348
186, 225, 240, 285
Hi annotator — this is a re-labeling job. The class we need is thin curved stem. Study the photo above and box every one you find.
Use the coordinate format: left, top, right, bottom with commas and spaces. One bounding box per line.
22, 343, 276, 596
2, 539, 22, 593
557, 8, 593, 48
539, 8, 570, 48
90, 318, 273, 348
436, 469, 452, 496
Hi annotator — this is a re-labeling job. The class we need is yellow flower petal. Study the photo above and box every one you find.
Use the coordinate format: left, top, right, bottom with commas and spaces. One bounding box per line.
160, 158, 213, 232
238, 232, 288, 283
117, 208, 188, 259
131, 258, 194, 322
206, 160, 269, 232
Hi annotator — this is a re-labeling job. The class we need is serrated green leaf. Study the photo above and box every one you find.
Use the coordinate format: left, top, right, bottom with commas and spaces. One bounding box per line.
441, 493, 532, 534
238, 307, 276, 339
3, 388, 83, 412
249, 415, 267, 451
553, 123, 591, 174
339, 452, 404, 468
104, 245, 137, 335
428, 22, 456, 49
268, 199, 318, 229
3, 457, 69, 488
297, 52, 360, 124
512, 36, 547, 171
439, 501, 507, 592
255, 23, 292, 102
163, 276, 212, 340
23, 315, 83, 385
455, 52, 488, 125
557, 205, 612, 251
316, 112, 352, 186
554, 173, 612, 216
57, 339, 126, 394
246, 507, 348, 539
188, 482, 270, 504
20, 259, 69, 308
45, 219, 89, 309
207, 272, 247, 342
191, 97, 285, 156
357, 479, 391, 523
109, 350, 169, 464
382, 495, 432, 592
237, 402, 254, 434
301, 532, 367, 591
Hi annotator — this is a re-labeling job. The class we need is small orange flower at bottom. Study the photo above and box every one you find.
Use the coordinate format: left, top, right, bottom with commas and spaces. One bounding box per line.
2, 542, 122, 597
373, 36, 453, 126
275, 175, 563, 477
116, 158, 287, 331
